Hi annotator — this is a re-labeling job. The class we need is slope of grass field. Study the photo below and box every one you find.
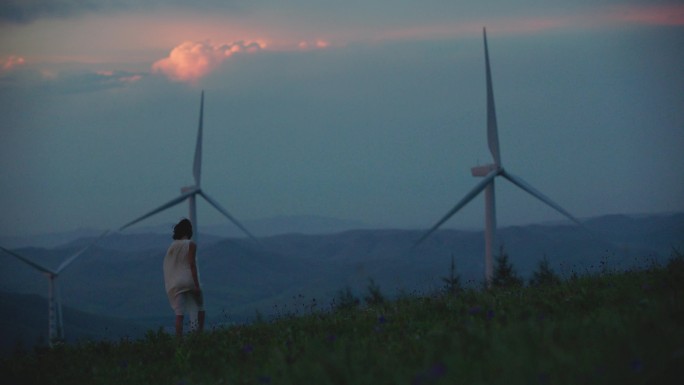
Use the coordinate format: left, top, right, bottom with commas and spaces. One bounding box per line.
2, 255, 683, 385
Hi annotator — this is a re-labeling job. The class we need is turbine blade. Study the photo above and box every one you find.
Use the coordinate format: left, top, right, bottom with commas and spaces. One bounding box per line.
199, 191, 260, 243
484, 28, 502, 166
56, 230, 110, 274
193, 91, 204, 186
0, 245, 56, 275
119, 190, 197, 232
501, 171, 586, 229
415, 169, 499, 246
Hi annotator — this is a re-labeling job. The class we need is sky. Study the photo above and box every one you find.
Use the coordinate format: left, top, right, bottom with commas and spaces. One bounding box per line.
1, 0, 683, 237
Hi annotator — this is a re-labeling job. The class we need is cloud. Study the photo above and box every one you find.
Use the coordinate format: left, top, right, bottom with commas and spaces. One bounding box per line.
298, 39, 331, 50
152, 40, 264, 83
96, 70, 142, 84
608, 4, 684, 25
52, 70, 146, 93
1, 55, 26, 72
0, 66, 146, 93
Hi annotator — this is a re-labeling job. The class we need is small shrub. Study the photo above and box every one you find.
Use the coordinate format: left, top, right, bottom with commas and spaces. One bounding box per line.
335, 286, 359, 311
666, 247, 684, 284
364, 279, 385, 306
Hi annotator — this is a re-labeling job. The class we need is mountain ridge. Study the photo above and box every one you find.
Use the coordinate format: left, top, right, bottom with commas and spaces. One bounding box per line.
1, 212, 682, 353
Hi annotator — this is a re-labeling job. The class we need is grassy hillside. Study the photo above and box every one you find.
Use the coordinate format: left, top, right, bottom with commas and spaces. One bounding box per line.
2, 254, 682, 385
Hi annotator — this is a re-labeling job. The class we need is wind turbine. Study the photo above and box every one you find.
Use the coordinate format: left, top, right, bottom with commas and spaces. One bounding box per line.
415, 28, 586, 286
119, 91, 258, 244
0, 231, 108, 346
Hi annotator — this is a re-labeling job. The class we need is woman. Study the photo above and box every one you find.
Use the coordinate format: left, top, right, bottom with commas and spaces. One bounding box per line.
163, 218, 205, 337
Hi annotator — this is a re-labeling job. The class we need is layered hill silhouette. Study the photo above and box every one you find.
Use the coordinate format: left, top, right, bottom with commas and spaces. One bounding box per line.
1, 212, 682, 352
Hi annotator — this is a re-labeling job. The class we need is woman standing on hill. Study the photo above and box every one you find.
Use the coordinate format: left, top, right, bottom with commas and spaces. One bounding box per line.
164, 218, 205, 337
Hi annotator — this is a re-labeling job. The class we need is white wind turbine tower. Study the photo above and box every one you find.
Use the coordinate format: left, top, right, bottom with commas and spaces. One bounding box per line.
0, 232, 108, 346
119, 91, 258, 244
415, 28, 587, 286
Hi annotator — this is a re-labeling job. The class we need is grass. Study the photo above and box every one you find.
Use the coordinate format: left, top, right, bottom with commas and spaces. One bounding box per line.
2, 256, 683, 385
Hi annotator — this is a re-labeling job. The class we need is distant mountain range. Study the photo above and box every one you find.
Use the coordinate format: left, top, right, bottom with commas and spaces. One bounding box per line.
0, 215, 373, 249
1, 212, 682, 353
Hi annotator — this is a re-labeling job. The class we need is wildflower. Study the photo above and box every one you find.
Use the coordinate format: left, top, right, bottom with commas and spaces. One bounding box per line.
468, 306, 482, 315
486, 309, 495, 320
630, 358, 643, 373
537, 372, 549, 385
378, 315, 387, 324
258, 375, 271, 384
242, 344, 254, 354
412, 362, 447, 385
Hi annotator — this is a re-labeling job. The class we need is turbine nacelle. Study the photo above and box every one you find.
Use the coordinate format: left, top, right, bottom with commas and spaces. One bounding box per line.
181, 186, 201, 195
471, 164, 502, 178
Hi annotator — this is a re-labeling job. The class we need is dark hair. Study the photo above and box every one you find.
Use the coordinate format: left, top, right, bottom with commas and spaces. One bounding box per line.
173, 218, 193, 240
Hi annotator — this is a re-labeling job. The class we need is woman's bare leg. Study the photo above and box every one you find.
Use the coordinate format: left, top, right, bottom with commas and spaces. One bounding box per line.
175, 315, 184, 337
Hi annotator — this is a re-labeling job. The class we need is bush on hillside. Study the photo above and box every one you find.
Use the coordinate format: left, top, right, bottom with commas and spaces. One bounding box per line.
364, 279, 385, 306
335, 286, 359, 311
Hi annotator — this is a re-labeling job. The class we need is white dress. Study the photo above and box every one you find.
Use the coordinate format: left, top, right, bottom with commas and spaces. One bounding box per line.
163, 239, 196, 303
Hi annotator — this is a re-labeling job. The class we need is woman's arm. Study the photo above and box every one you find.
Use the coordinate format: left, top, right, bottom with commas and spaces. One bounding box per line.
188, 242, 201, 291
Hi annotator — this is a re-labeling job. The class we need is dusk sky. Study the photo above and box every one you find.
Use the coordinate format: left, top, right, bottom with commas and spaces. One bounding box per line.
1, 1, 683, 237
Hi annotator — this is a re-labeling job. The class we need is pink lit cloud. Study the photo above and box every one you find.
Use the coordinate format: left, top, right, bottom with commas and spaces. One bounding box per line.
608, 4, 684, 26
370, 4, 684, 43
152, 40, 265, 83
1, 55, 26, 71
298, 39, 331, 50
97, 70, 142, 84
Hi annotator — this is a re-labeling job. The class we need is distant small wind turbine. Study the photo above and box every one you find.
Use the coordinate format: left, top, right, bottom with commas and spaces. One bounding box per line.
415, 28, 586, 286
119, 91, 258, 244
0, 231, 108, 346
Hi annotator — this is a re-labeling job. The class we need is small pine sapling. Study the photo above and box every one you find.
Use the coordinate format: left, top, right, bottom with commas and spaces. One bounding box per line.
491, 246, 523, 288
442, 254, 462, 295
529, 255, 561, 287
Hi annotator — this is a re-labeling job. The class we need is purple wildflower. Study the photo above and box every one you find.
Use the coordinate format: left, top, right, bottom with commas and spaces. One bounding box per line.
468, 306, 482, 315
537, 372, 549, 385
412, 362, 447, 385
